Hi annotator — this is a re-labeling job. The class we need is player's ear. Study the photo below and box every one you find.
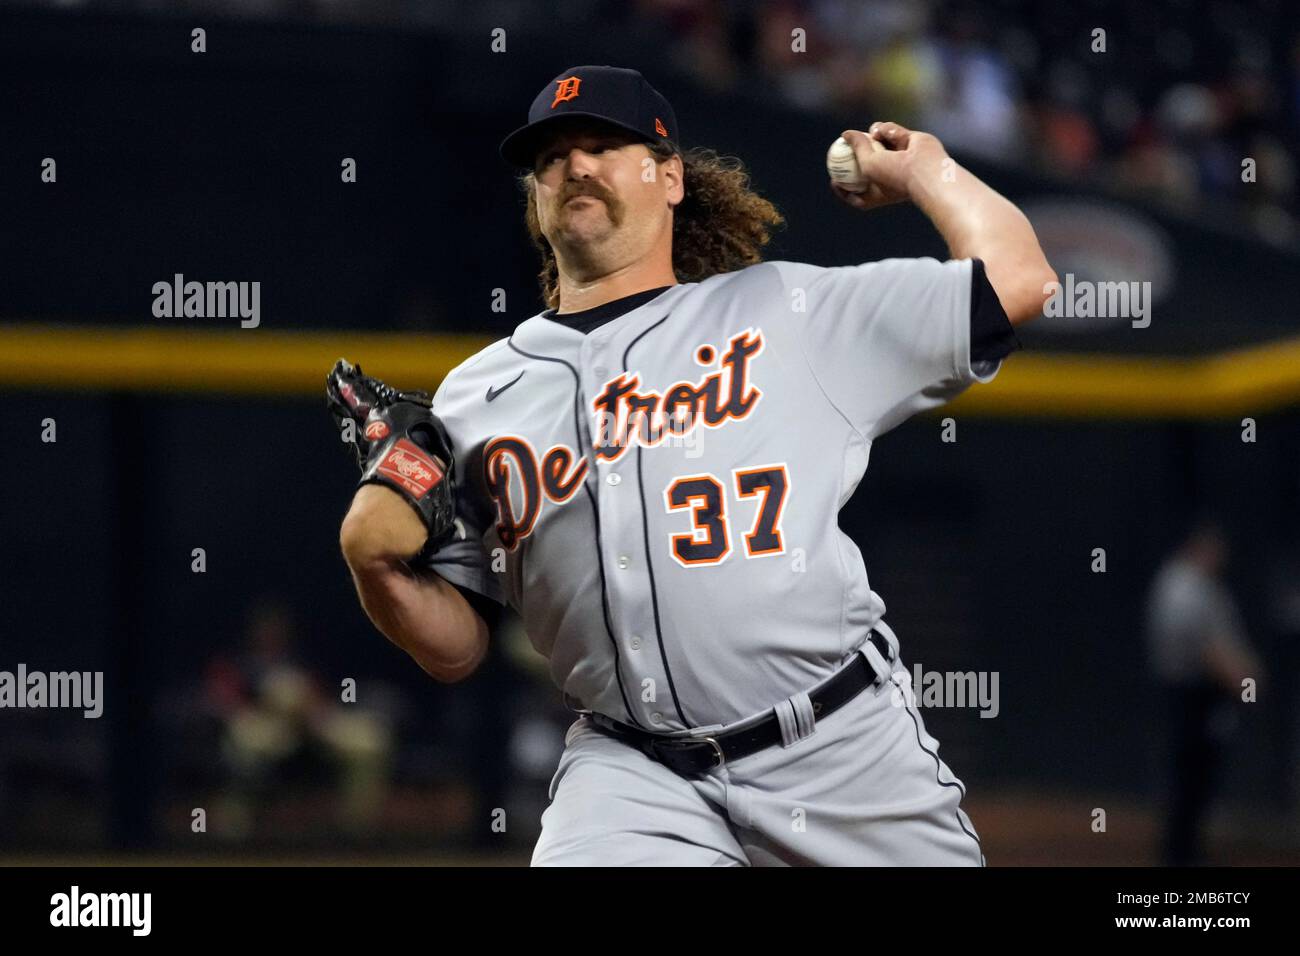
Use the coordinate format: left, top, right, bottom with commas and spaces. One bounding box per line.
662, 152, 685, 206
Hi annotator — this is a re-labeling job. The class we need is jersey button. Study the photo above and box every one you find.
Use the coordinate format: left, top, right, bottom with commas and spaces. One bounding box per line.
617, 555, 630, 569
649, 712, 663, 725
606, 474, 621, 486
594, 365, 609, 378
629, 636, 642, 650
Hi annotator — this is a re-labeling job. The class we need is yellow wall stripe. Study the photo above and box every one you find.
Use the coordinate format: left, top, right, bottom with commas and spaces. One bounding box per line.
2, 323, 1299, 418
0, 325, 493, 396
948, 336, 1300, 418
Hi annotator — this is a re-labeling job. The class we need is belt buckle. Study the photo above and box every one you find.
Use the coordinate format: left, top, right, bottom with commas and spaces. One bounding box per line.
695, 735, 725, 770
654, 735, 725, 775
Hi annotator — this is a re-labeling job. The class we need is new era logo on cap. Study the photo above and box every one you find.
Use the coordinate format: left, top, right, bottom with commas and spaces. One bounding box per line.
499, 65, 680, 168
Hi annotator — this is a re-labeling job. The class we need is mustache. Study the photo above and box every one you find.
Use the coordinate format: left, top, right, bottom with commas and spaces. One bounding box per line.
559, 184, 611, 205
553, 183, 623, 228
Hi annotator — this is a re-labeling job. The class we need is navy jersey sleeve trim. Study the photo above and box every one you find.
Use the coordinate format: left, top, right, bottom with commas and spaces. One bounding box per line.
969, 258, 1023, 364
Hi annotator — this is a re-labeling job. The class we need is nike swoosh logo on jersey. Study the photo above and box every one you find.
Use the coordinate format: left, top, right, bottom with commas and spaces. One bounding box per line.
486, 371, 525, 402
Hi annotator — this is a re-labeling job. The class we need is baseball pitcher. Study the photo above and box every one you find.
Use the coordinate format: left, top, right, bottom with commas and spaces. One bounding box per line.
328, 65, 1055, 866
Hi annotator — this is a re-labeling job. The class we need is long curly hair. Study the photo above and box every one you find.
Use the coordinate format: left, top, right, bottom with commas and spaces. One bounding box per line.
520, 141, 785, 310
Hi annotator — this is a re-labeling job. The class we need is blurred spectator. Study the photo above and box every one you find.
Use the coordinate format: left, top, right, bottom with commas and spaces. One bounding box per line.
921, 13, 1023, 161
204, 598, 393, 837
855, 31, 943, 128
1144, 518, 1263, 866
755, 0, 837, 111
641, 0, 741, 93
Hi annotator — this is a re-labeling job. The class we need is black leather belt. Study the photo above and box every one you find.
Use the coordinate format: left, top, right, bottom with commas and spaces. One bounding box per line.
589, 629, 896, 777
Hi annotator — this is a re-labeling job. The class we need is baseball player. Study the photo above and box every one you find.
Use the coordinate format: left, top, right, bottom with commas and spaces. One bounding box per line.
330, 65, 1055, 866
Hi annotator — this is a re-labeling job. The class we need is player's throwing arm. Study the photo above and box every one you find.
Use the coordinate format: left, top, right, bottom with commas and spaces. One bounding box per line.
830, 122, 1056, 323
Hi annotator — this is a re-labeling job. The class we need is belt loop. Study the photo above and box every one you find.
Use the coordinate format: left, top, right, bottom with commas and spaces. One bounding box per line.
562, 692, 593, 717
871, 620, 901, 663
859, 634, 894, 687
775, 691, 817, 746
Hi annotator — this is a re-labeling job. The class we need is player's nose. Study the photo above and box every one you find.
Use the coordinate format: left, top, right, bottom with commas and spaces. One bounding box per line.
557, 145, 605, 173
561, 166, 594, 187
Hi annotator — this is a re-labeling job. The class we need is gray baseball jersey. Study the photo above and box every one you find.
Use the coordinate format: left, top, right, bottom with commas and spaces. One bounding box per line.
421, 256, 1009, 734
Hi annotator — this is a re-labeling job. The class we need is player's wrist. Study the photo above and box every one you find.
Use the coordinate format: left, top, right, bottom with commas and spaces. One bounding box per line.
905, 151, 956, 213
340, 485, 430, 567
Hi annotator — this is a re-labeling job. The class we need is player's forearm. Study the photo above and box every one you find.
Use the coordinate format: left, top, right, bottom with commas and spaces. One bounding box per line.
911, 165, 1056, 326
346, 556, 489, 683
340, 485, 488, 682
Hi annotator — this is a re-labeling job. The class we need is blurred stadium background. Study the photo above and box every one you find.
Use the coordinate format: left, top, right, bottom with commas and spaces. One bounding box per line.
2, 0, 1299, 865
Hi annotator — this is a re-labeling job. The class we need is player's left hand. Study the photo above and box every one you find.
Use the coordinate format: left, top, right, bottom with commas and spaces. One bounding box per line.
326, 358, 459, 561
831, 123, 950, 212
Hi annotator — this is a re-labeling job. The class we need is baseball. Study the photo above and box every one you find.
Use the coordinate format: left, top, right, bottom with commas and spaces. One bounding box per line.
826, 137, 864, 191
826, 134, 886, 193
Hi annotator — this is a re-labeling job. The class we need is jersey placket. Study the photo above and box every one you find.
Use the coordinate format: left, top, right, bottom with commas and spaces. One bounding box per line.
582, 327, 673, 730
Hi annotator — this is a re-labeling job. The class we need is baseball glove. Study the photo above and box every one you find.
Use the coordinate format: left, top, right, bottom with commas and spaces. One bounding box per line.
326, 358, 458, 562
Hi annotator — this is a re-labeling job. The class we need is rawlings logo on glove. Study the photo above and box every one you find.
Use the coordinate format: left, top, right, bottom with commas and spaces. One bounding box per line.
326, 358, 459, 562
378, 440, 442, 495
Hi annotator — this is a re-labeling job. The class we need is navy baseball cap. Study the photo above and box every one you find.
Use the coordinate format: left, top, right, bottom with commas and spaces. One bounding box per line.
499, 65, 680, 169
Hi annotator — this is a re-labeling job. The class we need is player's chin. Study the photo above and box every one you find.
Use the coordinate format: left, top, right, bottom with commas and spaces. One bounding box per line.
556, 214, 613, 243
